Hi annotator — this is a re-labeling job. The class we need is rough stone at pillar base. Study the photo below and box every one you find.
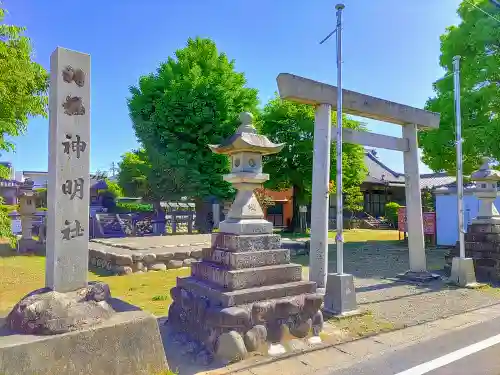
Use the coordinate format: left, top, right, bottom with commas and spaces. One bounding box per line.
323, 273, 360, 317
396, 270, 441, 283
450, 257, 478, 287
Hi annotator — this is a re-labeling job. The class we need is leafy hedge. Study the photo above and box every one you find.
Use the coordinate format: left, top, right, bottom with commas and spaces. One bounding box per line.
111, 201, 153, 213
0, 203, 17, 248
385, 202, 401, 227
1, 204, 19, 213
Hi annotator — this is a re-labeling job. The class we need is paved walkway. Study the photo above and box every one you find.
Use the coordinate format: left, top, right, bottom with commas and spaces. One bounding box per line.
210, 304, 500, 375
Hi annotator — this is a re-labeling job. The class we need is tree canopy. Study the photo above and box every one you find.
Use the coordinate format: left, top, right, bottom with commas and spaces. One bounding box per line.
128, 37, 259, 210
419, 0, 499, 174
0, 8, 48, 178
0, 10, 47, 147
117, 149, 152, 199
260, 96, 367, 230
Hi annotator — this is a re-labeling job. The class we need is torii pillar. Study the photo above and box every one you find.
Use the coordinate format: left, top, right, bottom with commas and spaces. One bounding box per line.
276, 73, 441, 291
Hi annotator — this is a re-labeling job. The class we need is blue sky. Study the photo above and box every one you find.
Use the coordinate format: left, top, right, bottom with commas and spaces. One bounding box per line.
2, 0, 461, 175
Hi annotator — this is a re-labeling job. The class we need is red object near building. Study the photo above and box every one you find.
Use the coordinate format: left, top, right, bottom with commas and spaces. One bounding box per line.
397, 206, 436, 235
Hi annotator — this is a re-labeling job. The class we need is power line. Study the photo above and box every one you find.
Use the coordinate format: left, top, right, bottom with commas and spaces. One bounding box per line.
464, 0, 500, 24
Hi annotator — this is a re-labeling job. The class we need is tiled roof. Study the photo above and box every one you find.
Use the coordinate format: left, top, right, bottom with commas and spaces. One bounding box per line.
363, 149, 456, 189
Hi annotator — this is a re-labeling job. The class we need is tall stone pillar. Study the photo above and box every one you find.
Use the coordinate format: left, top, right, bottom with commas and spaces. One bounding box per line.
310, 104, 332, 291
399, 124, 438, 282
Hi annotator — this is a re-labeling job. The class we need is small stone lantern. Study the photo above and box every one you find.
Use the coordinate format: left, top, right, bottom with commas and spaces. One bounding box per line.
208, 112, 284, 234
17, 179, 39, 253
471, 157, 500, 224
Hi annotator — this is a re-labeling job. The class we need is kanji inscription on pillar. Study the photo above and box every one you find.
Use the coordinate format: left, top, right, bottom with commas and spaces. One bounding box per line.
46, 47, 91, 293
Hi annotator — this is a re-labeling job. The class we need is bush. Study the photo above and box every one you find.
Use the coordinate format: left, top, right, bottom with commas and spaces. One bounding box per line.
385, 202, 401, 227
0, 204, 19, 213
0, 200, 17, 248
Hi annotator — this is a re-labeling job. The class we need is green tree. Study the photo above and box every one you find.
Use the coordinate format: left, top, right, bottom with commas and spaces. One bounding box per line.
128, 37, 258, 232
0, 8, 48, 179
260, 96, 367, 231
419, 0, 499, 174
117, 149, 152, 199
344, 186, 364, 229
421, 188, 435, 212
104, 179, 123, 198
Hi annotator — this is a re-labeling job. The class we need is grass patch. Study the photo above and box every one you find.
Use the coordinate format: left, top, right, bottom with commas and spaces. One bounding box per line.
0, 229, 402, 316
280, 229, 400, 242
328, 311, 399, 338
0, 249, 189, 316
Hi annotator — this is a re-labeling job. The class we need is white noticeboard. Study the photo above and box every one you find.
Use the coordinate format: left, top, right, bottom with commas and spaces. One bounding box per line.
11, 219, 21, 234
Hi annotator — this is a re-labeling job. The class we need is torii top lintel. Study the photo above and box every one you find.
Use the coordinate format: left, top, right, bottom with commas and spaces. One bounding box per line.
276, 73, 440, 129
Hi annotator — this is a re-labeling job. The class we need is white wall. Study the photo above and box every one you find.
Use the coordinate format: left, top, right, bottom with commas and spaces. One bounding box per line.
22, 172, 48, 188
436, 193, 500, 246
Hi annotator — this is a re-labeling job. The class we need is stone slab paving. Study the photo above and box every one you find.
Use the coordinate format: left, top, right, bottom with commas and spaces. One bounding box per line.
91, 233, 211, 250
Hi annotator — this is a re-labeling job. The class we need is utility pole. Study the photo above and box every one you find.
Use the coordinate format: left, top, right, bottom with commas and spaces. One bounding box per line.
110, 162, 118, 178
321, 4, 360, 317
450, 55, 477, 287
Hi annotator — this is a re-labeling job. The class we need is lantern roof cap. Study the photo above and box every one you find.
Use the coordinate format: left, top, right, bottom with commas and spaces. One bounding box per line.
471, 157, 500, 181
208, 112, 284, 156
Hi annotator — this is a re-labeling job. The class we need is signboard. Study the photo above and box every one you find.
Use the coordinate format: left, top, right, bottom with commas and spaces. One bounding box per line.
397, 207, 436, 235
11, 219, 21, 234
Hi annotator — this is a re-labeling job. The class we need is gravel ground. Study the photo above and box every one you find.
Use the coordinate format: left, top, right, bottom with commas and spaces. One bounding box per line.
299, 242, 500, 328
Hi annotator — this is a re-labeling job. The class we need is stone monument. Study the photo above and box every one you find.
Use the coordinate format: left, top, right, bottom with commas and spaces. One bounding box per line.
168, 112, 324, 364
0, 47, 168, 375
447, 158, 500, 282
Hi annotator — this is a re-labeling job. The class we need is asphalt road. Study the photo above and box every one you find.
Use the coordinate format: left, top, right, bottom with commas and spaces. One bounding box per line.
330, 314, 500, 375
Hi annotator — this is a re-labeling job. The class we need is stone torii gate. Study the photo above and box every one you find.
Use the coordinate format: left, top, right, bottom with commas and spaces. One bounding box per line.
276, 73, 441, 289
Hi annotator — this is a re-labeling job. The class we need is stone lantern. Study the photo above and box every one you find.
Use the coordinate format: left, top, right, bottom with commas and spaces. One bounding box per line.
449, 157, 500, 283
208, 112, 284, 235
168, 112, 325, 364
470, 157, 500, 224
17, 179, 39, 253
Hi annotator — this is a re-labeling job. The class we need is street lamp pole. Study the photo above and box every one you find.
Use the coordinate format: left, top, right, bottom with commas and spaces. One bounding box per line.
450, 55, 477, 287
335, 3, 345, 274
453, 56, 465, 259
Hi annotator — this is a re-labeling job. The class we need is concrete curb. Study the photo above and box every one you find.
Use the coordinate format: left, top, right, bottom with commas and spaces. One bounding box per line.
197, 301, 500, 375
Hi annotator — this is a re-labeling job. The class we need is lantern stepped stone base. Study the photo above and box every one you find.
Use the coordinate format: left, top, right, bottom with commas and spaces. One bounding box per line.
446, 223, 500, 281
168, 232, 324, 364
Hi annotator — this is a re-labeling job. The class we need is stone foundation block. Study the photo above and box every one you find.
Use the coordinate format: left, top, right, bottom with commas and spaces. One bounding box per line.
0, 310, 168, 375
323, 273, 358, 316
202, 247, 290, 269
212, 233, 281, 252
450, 257, 477, 287
168, 286, 324, 356
191, 262, 302, 290
177, 277, 317, 307
468, 223, 500, 233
